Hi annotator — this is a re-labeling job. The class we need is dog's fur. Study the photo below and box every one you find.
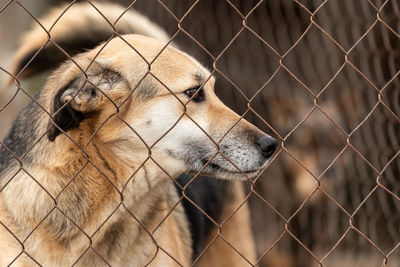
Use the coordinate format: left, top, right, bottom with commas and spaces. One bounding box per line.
0, 2, 276, 266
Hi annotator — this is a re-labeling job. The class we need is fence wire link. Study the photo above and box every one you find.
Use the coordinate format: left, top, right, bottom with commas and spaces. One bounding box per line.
0, 0, 399, 266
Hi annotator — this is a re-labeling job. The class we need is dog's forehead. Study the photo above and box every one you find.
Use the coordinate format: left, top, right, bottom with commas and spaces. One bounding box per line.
97, 35, 212, 89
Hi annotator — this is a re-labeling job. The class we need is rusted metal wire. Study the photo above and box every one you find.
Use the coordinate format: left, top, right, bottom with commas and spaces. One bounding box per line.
0, 0, 399, 266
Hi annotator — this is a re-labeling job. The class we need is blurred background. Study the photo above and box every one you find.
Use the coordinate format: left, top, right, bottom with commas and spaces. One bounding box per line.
1, 0, 399, 266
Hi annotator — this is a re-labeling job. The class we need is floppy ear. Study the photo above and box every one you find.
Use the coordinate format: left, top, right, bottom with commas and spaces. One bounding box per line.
47, 64, 123, 141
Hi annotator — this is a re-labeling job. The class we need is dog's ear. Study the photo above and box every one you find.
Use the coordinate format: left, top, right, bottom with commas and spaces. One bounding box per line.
47, 62, 123, 141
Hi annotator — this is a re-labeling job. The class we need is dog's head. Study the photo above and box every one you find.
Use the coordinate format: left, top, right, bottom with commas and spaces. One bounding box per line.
43, 35, 277, 179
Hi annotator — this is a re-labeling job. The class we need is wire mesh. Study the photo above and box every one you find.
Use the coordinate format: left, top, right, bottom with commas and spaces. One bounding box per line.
0, 0, 399, 266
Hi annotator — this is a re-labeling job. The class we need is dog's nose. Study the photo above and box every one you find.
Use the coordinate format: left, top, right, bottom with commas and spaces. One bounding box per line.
256, 135, 277, 158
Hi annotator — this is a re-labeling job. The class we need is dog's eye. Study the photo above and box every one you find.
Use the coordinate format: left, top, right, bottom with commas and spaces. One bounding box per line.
184, 86, 204, 102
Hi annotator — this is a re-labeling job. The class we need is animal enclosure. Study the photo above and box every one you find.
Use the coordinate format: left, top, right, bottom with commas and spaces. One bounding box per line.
0, 0, 399, 266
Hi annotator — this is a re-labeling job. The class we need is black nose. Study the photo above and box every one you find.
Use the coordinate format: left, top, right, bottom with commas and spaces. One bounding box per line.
256, 135, 277, 158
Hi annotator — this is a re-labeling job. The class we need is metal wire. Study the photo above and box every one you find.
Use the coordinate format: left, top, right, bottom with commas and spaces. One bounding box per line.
0, 0, 399, 266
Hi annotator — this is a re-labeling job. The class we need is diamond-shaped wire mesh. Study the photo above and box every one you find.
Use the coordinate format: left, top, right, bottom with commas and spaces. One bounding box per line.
0, 0, 399, 266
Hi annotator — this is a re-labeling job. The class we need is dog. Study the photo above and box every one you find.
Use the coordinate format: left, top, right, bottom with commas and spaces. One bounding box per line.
0, 2, 277, 266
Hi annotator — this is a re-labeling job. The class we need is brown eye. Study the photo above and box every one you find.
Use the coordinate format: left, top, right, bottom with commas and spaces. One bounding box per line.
184, 86, 205, 102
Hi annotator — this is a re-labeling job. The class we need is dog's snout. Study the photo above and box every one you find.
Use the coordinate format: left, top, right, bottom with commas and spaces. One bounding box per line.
256, 135, 277, 158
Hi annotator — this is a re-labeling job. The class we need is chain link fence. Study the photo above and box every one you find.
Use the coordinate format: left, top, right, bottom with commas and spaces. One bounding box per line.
1, 0, 399, 266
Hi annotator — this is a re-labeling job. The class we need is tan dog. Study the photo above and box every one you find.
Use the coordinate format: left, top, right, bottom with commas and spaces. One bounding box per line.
0, 3, 277, 266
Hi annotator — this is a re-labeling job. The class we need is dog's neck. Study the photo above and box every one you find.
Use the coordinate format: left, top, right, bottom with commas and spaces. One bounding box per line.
2, 121, 177, 236
0, 87, 193, 265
